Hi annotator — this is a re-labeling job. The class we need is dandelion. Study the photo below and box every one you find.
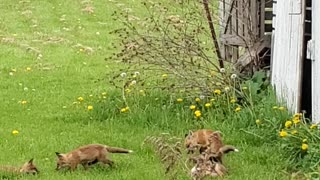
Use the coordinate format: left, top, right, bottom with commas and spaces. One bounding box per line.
303, 139, 307, 143
256, 119, 261, 125
177, 98, 183, 103
77, 97, 84, 102
125, 89, 131, 94
26, 67, 31, 71
224, 86, 230, 92
96, 32, 100, 35
134, 71, 140, 76
194, 110, 201, 118
235, 107, 241, 112
120, 107, 129, 113
291, 130, 298, 135
301, 143, 308, 151
120, 72, 127, 78
89, 94, 93, 97
195, 98, 201, 102
21, 100, 27, 105
310, 124, 318, 129
294, 113, 302, 118
285, 120, 293, 128
9, 72, 13, 76
79, 48, 84, 52
272, 106, 278, 110
162, 74, 168, 79
199, 95, 205, 99
230, 98, 236, 103
231, 74, 237, 79
190, 105, 196, 110
12, 130, 19, 135
23, 87, 28, 91
278, 106, 285, 111
101, 92, 107, 96
87, 105, 93, 111
205, 103, 211, 108
130, 80, 137, 86
214, 89, 221, 95
220, 68, 225, 73
279, 130, 288, 138
293, 118, 300, 124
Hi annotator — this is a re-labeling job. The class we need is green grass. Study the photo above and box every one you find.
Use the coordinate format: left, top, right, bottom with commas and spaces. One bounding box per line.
0, 0, 290, 179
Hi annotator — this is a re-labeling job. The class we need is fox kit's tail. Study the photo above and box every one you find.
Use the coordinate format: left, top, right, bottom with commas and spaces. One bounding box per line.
219, 145, 239, 154
105, 146, 133, 154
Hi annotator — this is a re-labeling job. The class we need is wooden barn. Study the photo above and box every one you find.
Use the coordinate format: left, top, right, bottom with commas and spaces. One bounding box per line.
218, 0, 318, 122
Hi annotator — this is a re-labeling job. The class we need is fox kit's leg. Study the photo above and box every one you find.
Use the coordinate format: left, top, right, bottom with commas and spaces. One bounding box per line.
97, 155, 114, 167
70, 163, 77, 171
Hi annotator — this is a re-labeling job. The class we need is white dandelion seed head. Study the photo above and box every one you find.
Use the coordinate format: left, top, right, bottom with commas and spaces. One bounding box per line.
199, 95, 205, 99
9, 72, 13, 76
120, 72, 127, 78
131, 80, 137, 85
231, 74, 237, 79
220, 68, 225, 73
134, 71, 140, 76
23, 87, 28, 91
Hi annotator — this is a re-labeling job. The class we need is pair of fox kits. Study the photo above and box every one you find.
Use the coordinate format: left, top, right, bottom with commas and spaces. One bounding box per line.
1, 144, 133, 175
185, 129, 239, 178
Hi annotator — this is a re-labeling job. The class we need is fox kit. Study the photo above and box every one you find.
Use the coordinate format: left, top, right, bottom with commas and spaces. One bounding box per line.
184, 129, 216, 154
205, 131, 239, 163
55, 144, 133, 171
190, 153, 227, 180
0, 159, 39, 175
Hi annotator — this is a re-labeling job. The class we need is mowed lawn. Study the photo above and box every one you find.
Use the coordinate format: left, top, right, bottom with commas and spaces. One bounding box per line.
0, 1, 289, 180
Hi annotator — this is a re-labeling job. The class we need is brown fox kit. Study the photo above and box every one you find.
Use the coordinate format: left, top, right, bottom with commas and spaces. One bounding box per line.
184, 129, 216, 154
205, 131, 239, 164
0, 159, 39, 175
55, 144, 133, 171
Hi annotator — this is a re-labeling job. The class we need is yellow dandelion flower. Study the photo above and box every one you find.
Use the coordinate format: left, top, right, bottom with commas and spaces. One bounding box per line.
190, 105, 196, 110
89, 94, 93, 97
301, 143, 308, 151
195, 98, 201, 102
294, 113, 302, 118
291, 130, 298, 135
87, 105, 93, 111
120, 107, 129, 113
194, 110, 201, 118
21, 100, 27, 105
310, 124, 318, 129
162, 74, 168, 78
177, 98, 183, 103
26, 67, 31, 71
279, 130, 288, 138
79, 48, 84, 52
214, 89, 221, 95
12, 130, 19, 135
302, 139, 307, 143
205, 103, 211, 108
256, 119, 261, 125
272, 106, 278, 110
285, 120, 293, 128
77, 97, 84, 102
101, 92, 107, 96
125, 89, 131, 93
293, 118, 300, 124
235, 107, 241, 112
278, 106, 285, 111
230, 98, 236, 103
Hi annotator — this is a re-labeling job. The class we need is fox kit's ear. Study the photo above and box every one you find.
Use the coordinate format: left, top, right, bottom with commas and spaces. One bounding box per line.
28, 158, 34, 164
185, 130, 193, 137
55, 152, 63, 158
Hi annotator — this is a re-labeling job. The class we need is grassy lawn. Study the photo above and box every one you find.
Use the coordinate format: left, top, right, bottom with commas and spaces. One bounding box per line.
0, 0, 289, 179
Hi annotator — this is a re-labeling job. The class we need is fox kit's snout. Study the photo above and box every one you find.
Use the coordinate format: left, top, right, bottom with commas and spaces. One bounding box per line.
55, 144, 133, 171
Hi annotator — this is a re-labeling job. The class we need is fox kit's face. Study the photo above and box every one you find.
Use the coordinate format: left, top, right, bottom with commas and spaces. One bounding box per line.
55, 152, 70, 170
184, 130, 198, 153
20, 159, 39, 175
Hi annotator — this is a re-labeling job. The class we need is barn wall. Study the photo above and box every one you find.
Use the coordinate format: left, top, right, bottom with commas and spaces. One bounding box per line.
271, 0, 306, 113
311, 0, 320, 122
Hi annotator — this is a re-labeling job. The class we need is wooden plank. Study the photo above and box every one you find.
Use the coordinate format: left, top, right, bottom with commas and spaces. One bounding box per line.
238, 0, 244, 37
250, 0, 257, 39
271, 0, 306, 114
243, 0, 250, 38
220, 34, 251, 46
311, 0, 320, 123
260, 0, 265, 37
231, 0, 239, 62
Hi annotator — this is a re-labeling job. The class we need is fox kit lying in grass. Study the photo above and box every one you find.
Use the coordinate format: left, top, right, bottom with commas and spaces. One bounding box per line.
55, 144, 133, 171
184, 129, 216, 154
0, 159, 39, 175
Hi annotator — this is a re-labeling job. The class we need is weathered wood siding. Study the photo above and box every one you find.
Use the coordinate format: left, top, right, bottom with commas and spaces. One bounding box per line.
311, 1, 320, 122
271, 0, 306, 113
